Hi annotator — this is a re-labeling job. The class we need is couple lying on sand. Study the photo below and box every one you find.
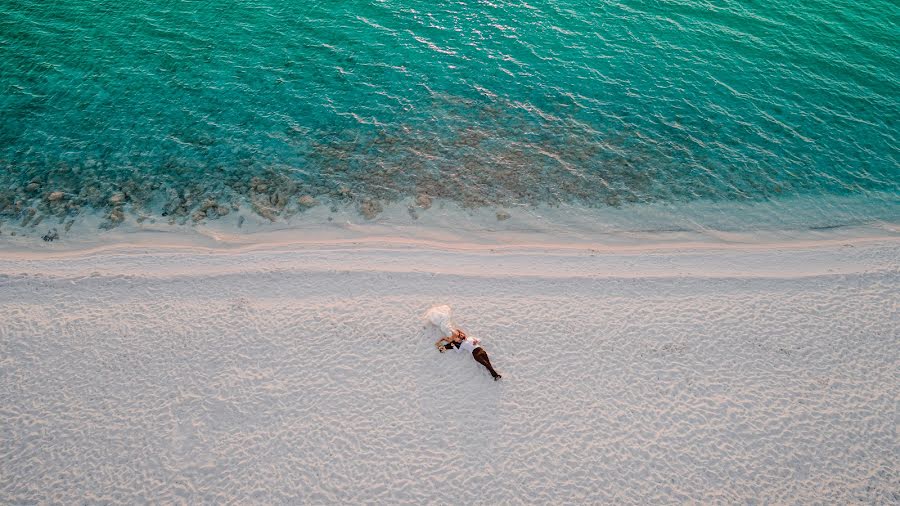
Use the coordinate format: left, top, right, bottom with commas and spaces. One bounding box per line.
434, 329, 502, 381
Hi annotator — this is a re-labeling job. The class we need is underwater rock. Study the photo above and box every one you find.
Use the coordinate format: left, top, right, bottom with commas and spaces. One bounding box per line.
173, 204, 188, 217
20, 208, 36, 227
199, 198, 217, 213
358, 199, 383, 220
298, 195, 317, 209
258, 207, 277, 221
496, 210, 511, 221
162, 196, 183, 216
42, 228, 59, 242
280, 178, 298, 195
215, 206, 230, 216
108, 193, 125, 205
250, 197, 277, 221
251, 177, 268, 193
108, 208, 125, 224
25, 182, 41, 193
79, 186, 102, 206
47, 191, 65, 201
415, 193, 432, 209
270, 192, 287, 209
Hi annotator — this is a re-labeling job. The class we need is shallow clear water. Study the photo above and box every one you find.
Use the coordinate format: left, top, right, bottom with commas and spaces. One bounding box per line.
1, 0, 898, 232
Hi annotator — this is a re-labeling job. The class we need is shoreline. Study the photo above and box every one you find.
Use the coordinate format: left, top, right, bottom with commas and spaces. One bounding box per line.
1, 230, 896, 282
1, 192, 897, 256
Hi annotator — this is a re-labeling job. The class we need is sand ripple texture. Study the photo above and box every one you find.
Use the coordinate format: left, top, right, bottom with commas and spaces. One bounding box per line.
1, 246, 898, 504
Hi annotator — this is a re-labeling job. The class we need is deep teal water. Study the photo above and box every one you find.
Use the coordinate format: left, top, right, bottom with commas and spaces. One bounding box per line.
1, 0, 898, 230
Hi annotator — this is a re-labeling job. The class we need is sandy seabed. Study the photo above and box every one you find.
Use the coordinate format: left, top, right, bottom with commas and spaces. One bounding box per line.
1, 234, 898, 504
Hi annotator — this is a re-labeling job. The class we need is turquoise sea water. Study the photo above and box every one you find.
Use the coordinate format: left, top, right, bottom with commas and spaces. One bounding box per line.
1, 0, 898, 232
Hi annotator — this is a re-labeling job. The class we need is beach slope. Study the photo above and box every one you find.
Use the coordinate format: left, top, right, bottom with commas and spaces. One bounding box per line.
1, 239, 897, 503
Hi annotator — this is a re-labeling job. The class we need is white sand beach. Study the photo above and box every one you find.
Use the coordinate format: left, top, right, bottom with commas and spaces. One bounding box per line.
1, 231, 898, 503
